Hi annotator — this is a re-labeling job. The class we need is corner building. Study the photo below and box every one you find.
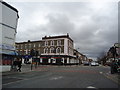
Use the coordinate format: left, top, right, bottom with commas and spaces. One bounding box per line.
16, 34, 78, 65
41, 34, 75, 65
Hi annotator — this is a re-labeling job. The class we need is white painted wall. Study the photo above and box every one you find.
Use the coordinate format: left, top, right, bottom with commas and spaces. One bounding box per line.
0, 2, 2, 21
0, 65, 11, 72
0, 2, 19, 55
2, 3, 18, 29
40, 58, 42, 63
64, 38, 68, 55
67, 58, 69, 63
2, 25, 15, 46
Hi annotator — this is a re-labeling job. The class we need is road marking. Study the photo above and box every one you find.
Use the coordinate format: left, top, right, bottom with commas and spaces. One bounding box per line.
49, 76, 63, 80
100, 72, 103, 74
3, 73, 53, 86
87, 86, 96, 88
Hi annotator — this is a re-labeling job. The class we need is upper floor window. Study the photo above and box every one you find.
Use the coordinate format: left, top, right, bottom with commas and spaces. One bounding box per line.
45, 41, 48, 46
33, 44, 35, 47
57, 40, 61, 46
50, 47, 55, 53
44, 48, 48, 53
25, 44, 27, 49
21, 44, 23, 49
56, 47, 61, 53
16, 45, 18, 49
39, 44, 41, 47
51, 40, 54, 46
29, 44, 31, 48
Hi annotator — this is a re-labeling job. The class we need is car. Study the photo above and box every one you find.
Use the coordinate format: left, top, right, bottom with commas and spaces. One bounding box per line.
91, 62, 99, 66
91, 62, 96, 66
95, 62, 99, 66
83, 61, 90, 66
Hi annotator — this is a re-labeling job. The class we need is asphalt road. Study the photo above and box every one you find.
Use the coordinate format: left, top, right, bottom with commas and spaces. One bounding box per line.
2, 65, 120, 89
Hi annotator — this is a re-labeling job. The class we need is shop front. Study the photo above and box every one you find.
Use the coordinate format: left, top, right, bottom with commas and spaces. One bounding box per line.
40, 55, 77, 65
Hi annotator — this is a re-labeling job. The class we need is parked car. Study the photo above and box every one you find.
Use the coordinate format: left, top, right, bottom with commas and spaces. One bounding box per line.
83, 61, 90, 66
91, 62, 96, 66
91, 62, 99, 66
95, 62, 99, 66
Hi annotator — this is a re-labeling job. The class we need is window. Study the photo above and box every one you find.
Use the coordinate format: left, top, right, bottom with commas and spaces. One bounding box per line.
33, 44, 35, 47
57, 40, 61, 46
51, 40, 54, 46
25, 44, 27, 49
21, 45, 23, 49
39, 44, 41, 47
44, 48, 48, 53
16, 45, 18, 49
45, 41, 48, 46
29, 44, 31, 48
28, 50, 30, 55
50, 47, 55, 53
56, 47, 61, 53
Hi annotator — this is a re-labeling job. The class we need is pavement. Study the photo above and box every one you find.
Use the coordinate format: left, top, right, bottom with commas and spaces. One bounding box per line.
2, 64, 120, 86
2, 64, 32, 76
101, 65, 120, 85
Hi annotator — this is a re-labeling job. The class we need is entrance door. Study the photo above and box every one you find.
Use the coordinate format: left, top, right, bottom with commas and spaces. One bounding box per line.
56, 58, 62, 65
64, 58, 67, 65
42, 58, 48, 65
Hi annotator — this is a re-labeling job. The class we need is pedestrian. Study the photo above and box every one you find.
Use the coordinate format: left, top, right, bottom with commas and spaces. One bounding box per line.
12, 58, 18, 71
17, 58, 22, 72
110, 60, 118, 74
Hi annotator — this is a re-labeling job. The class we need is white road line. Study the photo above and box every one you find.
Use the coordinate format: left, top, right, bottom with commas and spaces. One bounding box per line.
87, 86, 96, 88
99, 72, 103, 74
49, 76, 63, 80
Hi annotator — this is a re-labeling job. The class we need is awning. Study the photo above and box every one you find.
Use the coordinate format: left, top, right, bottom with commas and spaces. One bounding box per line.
9, 51, 18, 55
0, 51, 18, 55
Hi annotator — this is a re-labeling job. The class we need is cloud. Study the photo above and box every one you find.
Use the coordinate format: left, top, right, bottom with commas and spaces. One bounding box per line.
6, 1, 118, 59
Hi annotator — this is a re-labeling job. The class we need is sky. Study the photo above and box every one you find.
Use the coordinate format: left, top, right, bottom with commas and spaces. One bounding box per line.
4, 0, 118, 60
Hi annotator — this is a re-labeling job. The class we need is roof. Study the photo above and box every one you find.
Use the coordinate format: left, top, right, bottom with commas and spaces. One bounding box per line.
1, 1, 18, 13
15, 40, 43, 44
42, 34, 73, 42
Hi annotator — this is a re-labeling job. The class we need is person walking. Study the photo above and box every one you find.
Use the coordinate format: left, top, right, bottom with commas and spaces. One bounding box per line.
12, 58, 18, 71
110, 60, 118, 74
17, 58, 22, 72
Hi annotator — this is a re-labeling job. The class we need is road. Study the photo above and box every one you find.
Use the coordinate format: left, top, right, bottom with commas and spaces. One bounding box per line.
2, 65, 120, 89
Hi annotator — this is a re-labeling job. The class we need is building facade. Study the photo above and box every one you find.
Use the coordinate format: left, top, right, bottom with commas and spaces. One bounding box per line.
0, 1, 19, 68
107, 43, 120, 60
16, 34, 82, 65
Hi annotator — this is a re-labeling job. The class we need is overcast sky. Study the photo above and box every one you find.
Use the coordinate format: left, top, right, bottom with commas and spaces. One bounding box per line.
5, 0, 118, 59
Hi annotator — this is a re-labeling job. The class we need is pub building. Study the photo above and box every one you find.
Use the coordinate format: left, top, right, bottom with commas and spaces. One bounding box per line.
16, 34, 83, 65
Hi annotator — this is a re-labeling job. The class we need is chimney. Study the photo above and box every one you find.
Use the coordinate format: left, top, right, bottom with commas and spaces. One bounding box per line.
67, 33, 69, 37
28, 40, 30, 42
